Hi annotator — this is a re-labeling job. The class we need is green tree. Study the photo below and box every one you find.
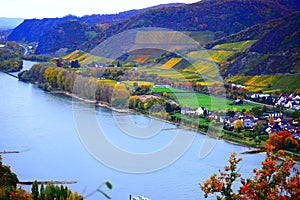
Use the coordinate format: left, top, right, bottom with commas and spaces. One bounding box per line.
40, 184, 45, 200
255, 122, 264, 136
31, 180, 39, 200
283, 137, 298, 152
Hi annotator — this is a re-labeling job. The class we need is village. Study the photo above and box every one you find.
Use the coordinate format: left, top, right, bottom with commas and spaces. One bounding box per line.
178, 91, 300, 146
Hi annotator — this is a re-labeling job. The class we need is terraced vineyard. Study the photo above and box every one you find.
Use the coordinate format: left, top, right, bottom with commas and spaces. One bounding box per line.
161, 58, 182, 69
187, 50, 236, 63
213, 40, 257, 51
227, 74, 300, 90
62, 50, 88, 65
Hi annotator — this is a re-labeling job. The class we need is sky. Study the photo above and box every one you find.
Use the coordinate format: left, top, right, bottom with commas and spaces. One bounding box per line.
1, 0, 200, 19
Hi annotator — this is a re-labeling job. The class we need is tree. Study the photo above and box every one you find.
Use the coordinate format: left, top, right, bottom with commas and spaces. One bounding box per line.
70, 60, 80, 68
111, 84, 130, 108
234, 119, 244, 133
269, 116, 274, 123
266, 131, 298, 152
243, 109, 253, 116
293, 110, 300, 119
252, 106, 262, 116
266, 132, 283, 151
200, 144, 300, 200
283, 137, 299, 152
31, 180, 39, 200
0, 155, 31, 200
254, 122, 264, 136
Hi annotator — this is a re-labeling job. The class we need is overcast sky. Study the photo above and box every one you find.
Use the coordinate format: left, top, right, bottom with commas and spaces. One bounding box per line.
1, 0, 199, 19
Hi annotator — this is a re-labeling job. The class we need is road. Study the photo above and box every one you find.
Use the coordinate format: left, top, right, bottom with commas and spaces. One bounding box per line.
17, 43, 29, 56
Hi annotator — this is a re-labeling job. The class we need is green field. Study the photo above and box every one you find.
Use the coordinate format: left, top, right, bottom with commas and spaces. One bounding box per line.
152, 87, 253, 111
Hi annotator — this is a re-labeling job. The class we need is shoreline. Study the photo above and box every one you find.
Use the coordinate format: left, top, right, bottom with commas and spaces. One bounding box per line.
50, 90, 264, 154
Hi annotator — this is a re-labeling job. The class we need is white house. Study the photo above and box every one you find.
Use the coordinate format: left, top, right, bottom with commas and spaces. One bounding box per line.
195, 107, 208, 116
181, 108, 195, 115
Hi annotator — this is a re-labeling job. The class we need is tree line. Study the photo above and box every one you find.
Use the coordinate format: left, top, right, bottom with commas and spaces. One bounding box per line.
19, 64, 131, 108
0, 42, 23, 72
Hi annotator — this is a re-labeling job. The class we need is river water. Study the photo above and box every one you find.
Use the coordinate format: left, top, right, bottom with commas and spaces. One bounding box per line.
0, 60, 267, 199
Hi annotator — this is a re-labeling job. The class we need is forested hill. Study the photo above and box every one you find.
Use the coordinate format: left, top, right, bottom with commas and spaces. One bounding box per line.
217, 11, 300, 77
7, 0, 299, 56
35, 21, 92, 55
102, 0, 297, 36
206, 11, 300, 53
250, 11, 300, 54
7, 3, 182, 43
7, 15, 77, 42
78, 0, 299, 52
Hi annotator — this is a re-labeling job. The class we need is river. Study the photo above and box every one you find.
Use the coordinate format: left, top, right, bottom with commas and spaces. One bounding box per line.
0, 60, 267, 199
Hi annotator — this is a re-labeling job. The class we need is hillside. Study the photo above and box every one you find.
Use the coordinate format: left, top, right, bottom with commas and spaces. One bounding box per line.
219, 12, 300, 77
250, 11, 300, 54
8, 0, 299, 55
35, 20, 92, 55
7, 15, 77, 42
7, 3, 182, 43
98, 0, 296, 42
80, 3, 182, 25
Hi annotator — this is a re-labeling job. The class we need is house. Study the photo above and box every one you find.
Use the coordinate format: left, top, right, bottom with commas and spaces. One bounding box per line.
243, 119, 254, 129
265, 127, 272, 134
234, 99, 243, 105
269, 112, 282, 118
181, 107, 209, 116
153, 85, 170, 89
284, 101, 293, 109
181, 107, 195, 115
195, 107, 208, 116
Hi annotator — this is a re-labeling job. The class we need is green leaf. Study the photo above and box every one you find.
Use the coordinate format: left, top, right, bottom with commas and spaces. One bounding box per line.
105, 181, 112, 190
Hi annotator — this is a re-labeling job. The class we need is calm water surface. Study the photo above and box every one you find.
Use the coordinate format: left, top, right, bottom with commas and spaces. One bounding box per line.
0, 61, 267, 199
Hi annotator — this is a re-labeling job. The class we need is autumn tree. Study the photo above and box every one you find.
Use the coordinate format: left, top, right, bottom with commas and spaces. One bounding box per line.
243, 109, 253, 116
200, 144, 300, 199
111, 84, 130, 108
0, 156, 31, 200
266, 132, 284, 151
234, 119, 244, 133
269, 115, 274, 123
266, 130, 298, 152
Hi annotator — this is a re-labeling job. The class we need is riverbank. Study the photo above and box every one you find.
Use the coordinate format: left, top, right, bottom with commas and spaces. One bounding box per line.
56, 90, 300, 162
50, 89, 266, 154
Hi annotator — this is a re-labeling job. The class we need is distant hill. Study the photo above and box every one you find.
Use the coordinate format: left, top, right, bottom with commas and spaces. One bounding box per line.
8, 15, 78, 42
0, 18, 23, 30
7, 3, 182, 43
